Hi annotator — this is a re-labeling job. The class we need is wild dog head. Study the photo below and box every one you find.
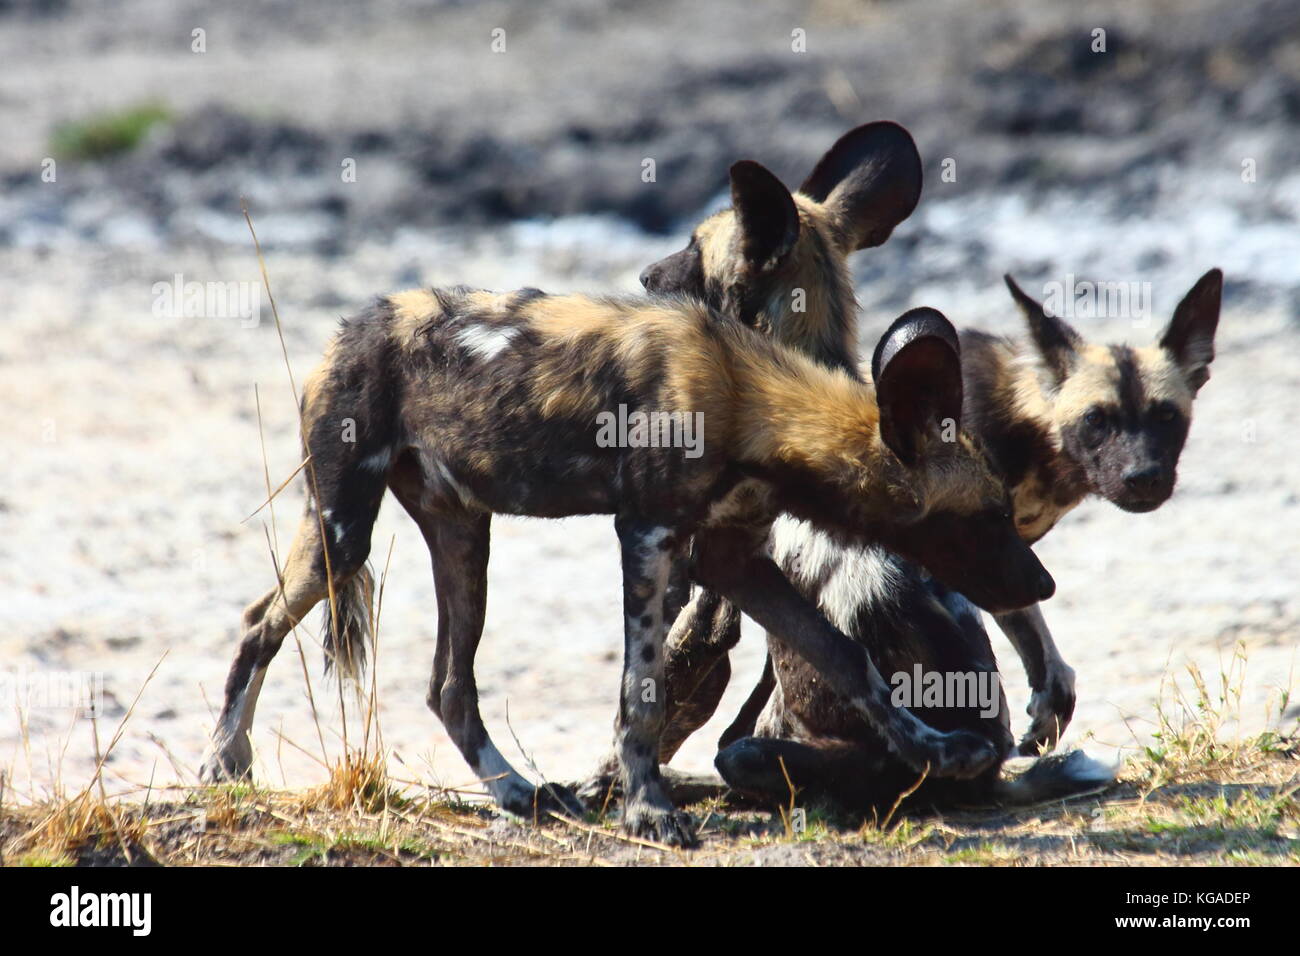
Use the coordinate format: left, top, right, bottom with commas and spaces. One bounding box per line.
860, 309, 1055, 613
751, 307, 1056, 613
640, 121, 923, 371
1004, 269, 1223, 513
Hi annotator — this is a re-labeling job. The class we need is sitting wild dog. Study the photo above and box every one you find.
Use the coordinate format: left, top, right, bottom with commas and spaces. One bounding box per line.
198, 278, 1054, 846
708, 271, 1222, 812
632, 123, 1223, 811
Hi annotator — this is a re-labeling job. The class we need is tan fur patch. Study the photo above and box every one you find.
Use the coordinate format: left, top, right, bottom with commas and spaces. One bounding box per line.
697, 213, 735, 282
298, 338, 338, 439
519, 293, 901, 501
523, 295, 662, 420
922, 431, 1008, 517
778, 196, 857, 364
1133, 346, 1195, 411
387, 288, 440, 350
729, 348, 879, 475
1046, 342, 1194, 427
1050, 344, 1121, 424
695, 196, 858, 369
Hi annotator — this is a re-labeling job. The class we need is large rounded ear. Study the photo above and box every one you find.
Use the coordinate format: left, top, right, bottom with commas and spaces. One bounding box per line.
1005, 273, 1082, 386
798, 121, 923, 250
1158, 268, 1222, 393
871, 307, 963, 467
729, 160, 800, 274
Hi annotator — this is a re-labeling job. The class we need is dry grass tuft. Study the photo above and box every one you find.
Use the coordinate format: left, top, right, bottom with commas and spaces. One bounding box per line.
302, 749, 400, 815
18, 789, 150, 865
1130, 643, 1296, 790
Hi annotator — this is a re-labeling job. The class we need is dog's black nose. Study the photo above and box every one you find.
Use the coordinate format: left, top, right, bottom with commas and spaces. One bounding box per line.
1037, 570, 1056, 601
639, 266, 656, 291
1123, 465, 1163, 494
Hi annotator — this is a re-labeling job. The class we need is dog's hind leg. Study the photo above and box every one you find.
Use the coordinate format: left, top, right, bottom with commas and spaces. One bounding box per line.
715, 735, 927, 815
658, 587, 742, 761
201, 494, 379, 781
418, 507, 584, 821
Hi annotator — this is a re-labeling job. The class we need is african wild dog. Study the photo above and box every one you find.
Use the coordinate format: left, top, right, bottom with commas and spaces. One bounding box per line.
612, 121, 936, 769
199, 273, 1054, 846
629, 122, 1222, 811
956, 271, 1222, 752
708, 272, 1223, 811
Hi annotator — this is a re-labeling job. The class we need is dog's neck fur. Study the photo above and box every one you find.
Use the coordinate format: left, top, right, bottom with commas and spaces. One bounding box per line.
717, 324, 892, 501
752, 199, 861, 377
959, 330, 1091, 540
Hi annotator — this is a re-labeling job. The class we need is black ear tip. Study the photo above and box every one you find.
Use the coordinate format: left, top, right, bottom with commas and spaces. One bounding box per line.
799, 121, 922, 209
730, 159, 781, 188
842, 120, 918, 151
872, 307, 959, 379
884, 122, 920, 158
859, 122, 922, 185
896, 305, 953, 329
1004, 274, 1045, 316
729, 160, 794, 210
1174, 268, 1224, 318
729, 160, 760, 189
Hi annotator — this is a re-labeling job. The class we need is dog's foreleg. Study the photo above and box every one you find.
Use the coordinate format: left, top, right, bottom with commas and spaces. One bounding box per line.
577, 585, 740, 803
613, 516, 697, 847
993, 604, 1076, 755
717, 652, 776, 750
693, 528, 1000, 779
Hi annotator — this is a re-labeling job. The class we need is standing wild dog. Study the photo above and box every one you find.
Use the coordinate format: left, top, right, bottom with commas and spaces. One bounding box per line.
614, 121, 936, 767
632, 124, 1223, 810
199, 278, 1055, 846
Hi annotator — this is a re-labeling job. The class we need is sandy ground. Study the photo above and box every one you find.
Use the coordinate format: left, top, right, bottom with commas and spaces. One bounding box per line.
1, 0, 1298, 804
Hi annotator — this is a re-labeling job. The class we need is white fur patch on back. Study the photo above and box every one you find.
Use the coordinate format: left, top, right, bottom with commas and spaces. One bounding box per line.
455, 324, 517, 361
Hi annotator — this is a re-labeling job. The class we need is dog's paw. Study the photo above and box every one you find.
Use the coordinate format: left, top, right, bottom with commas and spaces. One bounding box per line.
571, 752, 622, 808
929, 729, 1003, 779
501, 782, 587, 821
199, 738, 253, 783
621, 800, 698, 848
1018, 667, 1076, 756
534, 782, 587, 820
573, 772, 621, 808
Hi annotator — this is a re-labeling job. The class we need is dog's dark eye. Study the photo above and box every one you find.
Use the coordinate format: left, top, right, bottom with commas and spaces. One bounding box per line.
1084, 408, 1106, 429
1153, 405, 1178, 423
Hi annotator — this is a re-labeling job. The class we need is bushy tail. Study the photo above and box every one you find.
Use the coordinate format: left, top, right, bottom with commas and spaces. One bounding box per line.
992, 749, 1116, 806
321, 566, 374, 681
